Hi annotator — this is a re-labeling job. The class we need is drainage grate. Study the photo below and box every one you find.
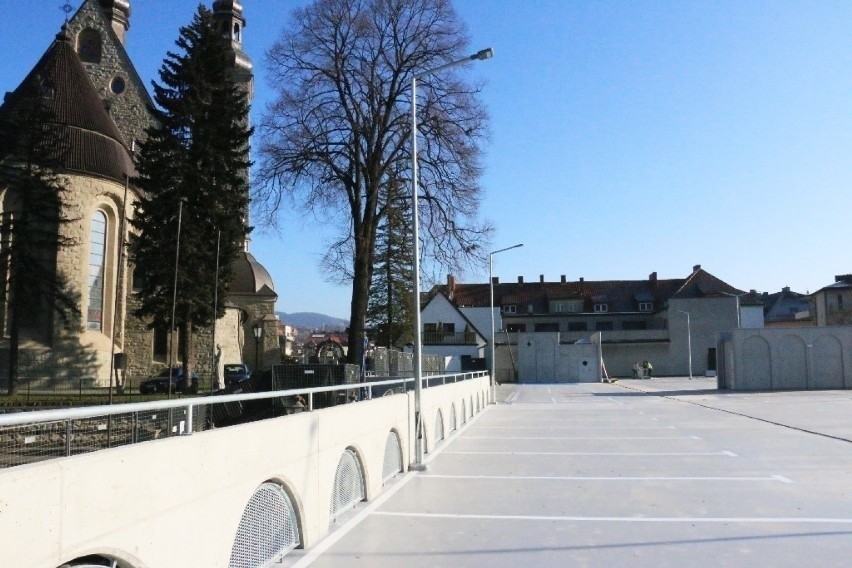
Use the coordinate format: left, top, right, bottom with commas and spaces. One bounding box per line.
382, 431, 402, 483
229, 482, 300, 568
434, 410, 444, 444
330, 448, 365, 520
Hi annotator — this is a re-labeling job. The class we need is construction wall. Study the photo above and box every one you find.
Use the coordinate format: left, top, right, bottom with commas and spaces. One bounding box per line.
718, 326, 852, 391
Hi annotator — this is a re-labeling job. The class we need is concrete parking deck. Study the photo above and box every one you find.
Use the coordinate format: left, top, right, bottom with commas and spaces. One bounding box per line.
287, 378, 852, 567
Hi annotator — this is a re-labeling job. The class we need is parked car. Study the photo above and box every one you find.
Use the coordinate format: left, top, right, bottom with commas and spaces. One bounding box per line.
139, 367, 199, 395
223, 363, 251, 387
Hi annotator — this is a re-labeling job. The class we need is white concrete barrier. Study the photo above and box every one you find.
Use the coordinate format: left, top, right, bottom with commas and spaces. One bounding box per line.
0, 374, 490, 568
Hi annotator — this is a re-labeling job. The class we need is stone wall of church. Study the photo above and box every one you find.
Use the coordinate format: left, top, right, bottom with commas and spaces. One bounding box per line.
67, 2, 156, 149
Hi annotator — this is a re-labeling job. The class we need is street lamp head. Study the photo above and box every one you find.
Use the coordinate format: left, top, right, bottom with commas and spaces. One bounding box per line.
253, 323, 262, 340
472, 48, 494, 61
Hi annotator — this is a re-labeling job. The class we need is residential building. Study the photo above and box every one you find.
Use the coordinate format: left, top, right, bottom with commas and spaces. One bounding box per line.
423, 265, 763, 381
810, 275, 852, 326
761, 287, 813, 327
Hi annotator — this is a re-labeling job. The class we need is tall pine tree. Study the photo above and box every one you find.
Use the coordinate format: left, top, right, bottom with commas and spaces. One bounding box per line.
367, 180, 414, 349
130, 6, 251, 389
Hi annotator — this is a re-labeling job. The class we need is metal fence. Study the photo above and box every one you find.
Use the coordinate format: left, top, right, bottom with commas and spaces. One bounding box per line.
0, 371, 487, 470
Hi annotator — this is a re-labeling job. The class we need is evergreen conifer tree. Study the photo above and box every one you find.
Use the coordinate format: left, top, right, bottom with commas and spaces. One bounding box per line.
131, 6, 251, 390
367, 181, 414, 349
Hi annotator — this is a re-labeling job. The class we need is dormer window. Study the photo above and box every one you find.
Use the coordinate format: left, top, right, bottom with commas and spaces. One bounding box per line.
502, 304, 516, 314
639, 302, 653, 312
594, 303, 608, 313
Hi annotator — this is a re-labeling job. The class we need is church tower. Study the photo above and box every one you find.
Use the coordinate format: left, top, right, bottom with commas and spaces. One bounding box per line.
212, 1, 254, 100
97, 0, 131, 45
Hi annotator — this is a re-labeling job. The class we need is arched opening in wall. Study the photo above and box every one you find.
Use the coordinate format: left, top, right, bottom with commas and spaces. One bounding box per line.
330, 447, 366, 521
449, 403, 457, 432
460, 399, 467, 424
77, 28, 102, 63
57, 553, 129, 567
382, 429, 402, 483
434, 408, 445, 445
229, 481, 301, 568
469, 395, 474, 417
233, 23, 242, 41
0, 208, 13, 337
476, 392, 481, 412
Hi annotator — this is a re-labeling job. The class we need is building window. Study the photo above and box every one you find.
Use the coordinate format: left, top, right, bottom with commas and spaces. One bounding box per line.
622, 321, 647, 330
594, 303, 608, 313
595, 321, 614, 331
503, 304, 516, 314
424, 323, 438, 333
87, 211, 107, 331
77, 29, 102, 64
554, 303, 565, 313
110, 76, 126, 95
506, 323, 526, 333
442, 323, 455, 333
568, 322, 588, 331
639, 302, 653, 312
534, 323, 559, 332
838, 295, 844, 310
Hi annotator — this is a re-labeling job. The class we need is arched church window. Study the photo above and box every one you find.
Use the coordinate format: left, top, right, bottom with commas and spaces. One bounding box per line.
77, 28, 102, 64
233, 23, 241, 42
87, 211, 107, 331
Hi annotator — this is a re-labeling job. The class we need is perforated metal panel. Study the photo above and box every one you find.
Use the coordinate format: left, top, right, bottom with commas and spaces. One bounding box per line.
460, 400, 467, 424
330, 448, 365, 520
229, 482, 300, 568
449, 404, 457, 432
434, 410, 444, 444
382, 431, 402, 482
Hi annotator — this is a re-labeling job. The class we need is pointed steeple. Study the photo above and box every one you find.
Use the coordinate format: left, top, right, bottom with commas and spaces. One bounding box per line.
98, 0, 131, 44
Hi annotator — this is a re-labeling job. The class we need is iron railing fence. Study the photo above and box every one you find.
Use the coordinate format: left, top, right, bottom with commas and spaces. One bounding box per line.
0, 371, 487, 470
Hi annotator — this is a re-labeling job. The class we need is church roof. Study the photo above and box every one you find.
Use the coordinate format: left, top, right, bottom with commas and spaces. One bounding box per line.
229, 251, 277, 297
0, 27, 134, 183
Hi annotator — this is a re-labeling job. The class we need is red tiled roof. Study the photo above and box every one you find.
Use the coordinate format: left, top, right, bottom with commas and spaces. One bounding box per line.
431, 268, 746, 313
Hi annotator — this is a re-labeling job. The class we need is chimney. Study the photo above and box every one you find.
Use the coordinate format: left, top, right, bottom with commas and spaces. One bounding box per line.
539, 274, 545, 283
693, 264, 702, 273
491, 276, 499, 285
561, 275, 566, 284
579, 277, 584, 283
649, 271, 657, 283
750, 289, 756, 295
447, 274, 456, 290
835, 274, 852, 283
782, 286, 790, 293
518, 276, 524, 285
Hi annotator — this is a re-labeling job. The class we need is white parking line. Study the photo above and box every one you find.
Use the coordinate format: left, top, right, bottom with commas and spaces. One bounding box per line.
444, 450, 738, 457
373, 511, 852, 524
460, 436, 704, 441
419, 474, 794, 483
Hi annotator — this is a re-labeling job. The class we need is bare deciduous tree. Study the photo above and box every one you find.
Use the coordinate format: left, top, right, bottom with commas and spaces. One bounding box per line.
257, 0, 491, 362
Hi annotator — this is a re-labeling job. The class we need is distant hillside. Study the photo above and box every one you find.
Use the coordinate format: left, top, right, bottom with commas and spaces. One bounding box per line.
277, 312, 349, 331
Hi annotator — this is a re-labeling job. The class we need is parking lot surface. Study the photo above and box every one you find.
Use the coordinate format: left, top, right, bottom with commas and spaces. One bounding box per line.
288, 378, 852, 567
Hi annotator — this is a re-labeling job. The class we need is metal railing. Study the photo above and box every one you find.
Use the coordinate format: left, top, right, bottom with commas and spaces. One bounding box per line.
0, 371, 487, 469
422, 331, 478, 345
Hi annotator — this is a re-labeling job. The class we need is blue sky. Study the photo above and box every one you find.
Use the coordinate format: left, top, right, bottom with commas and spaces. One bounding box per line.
2, 1, 851, 319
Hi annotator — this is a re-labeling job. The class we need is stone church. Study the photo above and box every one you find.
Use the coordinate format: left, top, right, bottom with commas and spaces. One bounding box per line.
0, 0, 278, 389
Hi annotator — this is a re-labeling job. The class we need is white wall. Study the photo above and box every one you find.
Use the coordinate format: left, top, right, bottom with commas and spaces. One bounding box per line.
0, 376, 490, 568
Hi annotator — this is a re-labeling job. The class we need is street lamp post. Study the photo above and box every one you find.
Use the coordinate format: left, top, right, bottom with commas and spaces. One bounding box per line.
411, 47, 493, 469
253, 323, 262, 372
167, 198, 186, 399
489, 244, 523, 403
678, 310, 693, 379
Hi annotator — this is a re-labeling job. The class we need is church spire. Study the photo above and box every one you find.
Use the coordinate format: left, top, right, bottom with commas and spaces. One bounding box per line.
98, 0, 131, 45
